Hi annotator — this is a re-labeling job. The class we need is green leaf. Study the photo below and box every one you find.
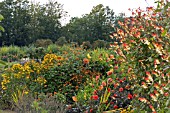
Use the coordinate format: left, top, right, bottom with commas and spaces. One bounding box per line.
0, 60, 6, 65
161, 29, 167, 37
155, 9, 162, 12
164, 4, 169, 10
0, 14, 4, 21
0, 26, 5, 32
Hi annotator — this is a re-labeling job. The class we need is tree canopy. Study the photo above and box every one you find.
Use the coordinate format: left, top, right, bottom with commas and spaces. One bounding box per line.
0, 1, 124, 46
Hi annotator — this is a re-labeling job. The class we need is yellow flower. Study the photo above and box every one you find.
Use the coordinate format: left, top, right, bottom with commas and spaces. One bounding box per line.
87, 53, 91, 59
24, 91, 29, 95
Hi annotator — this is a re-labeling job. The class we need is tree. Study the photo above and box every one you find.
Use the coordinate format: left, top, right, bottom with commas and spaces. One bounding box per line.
62, 4, 116, 44
0, 0, 66, 46
35, 0, 66, 41
0, 0, 30, 46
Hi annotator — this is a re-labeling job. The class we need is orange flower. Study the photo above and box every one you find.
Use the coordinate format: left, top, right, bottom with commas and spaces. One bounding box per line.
54, 92, 57, 95
56, 56, 63, 61
72, 96, 78, 102
118, 20, 124, 26
99, 85, 104, 90
154, 90, 159, 97
154, 83, 159, 89
152, 33, 157, 37
109, 54, 115, 59
107, 70, 113, 76
150, 93, 157, 101
138, 97, 148, 103
117, 29, 124, 36
149, 104, 156, 112
145, 77, 150, 83
141, 82, 148, 89
83, 58, 89, 64
123, 43, 130, 51
134, 31, 141, 38
154, 59, 160, 65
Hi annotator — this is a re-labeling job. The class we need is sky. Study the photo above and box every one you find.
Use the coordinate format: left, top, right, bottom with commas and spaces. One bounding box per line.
37, 0, 156, 24
0, 0, 156, 25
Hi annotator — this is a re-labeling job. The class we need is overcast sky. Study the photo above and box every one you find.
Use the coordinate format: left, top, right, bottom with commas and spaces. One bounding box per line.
36, 0, 156, 24
56, 0, 156, 17
0, 0, 156, 24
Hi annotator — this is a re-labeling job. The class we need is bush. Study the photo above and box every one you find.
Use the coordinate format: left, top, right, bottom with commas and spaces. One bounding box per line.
47, 44, 59, 53
111, 3, 170, 112
81, 41, 92, 49
92, 40, 108, 49
35, 39, 53, 47
0, 45, 23, 62
55, 36, 67, 46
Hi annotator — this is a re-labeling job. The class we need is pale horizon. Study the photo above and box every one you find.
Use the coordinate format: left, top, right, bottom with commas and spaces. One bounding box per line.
0, 0, 156, 25
31, 0, 156, 25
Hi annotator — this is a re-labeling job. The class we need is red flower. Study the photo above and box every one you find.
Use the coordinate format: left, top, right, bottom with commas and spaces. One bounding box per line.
117, 29, 124, 35
95, 75, 100, 81
145, 77, 150, 82
134, 31, 141, 38
110, 101, 114, 104
93, 90, 97, 95
154, 90, 159, 97
127, 94, 133, 99
150, 93, 157, 101
119, 79, 123, 83
138, 97, 148, 103
108, 88, 111, 92
119, 87, 124, 92
107, 78, 113, 83
90, 108, 93, 113
114, 66, 118, 70
149, 104, 156, 112
132, 12, 135, 15
102, 81, 106, 86
107, 70, 113, 76
154, 83, 159, 89
164, 92, 169, 97
123, 77, 126, 81
92, 95, 99, 100
114, 83, 119, 88
114, 105, 118, 109
146, 71, 151, 76
114, 94, 118, 97
152, 33, 157, 37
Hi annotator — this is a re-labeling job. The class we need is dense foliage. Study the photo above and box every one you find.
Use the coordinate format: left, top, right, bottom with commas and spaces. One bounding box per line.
0, 0, 123, 46
0, 0, 169, 113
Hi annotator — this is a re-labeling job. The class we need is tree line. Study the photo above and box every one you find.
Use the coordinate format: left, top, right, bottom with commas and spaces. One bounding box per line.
0, 0, 124, 46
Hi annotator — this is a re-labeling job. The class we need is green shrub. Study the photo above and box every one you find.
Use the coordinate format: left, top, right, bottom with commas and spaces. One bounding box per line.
55, 36, 67, 46
35, 39, 53, 47
81, 41, 92, 49
47, 44, 59, 53
92, 40, 108, 49
0, 46, 23, 62
111, 3, 170, 112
